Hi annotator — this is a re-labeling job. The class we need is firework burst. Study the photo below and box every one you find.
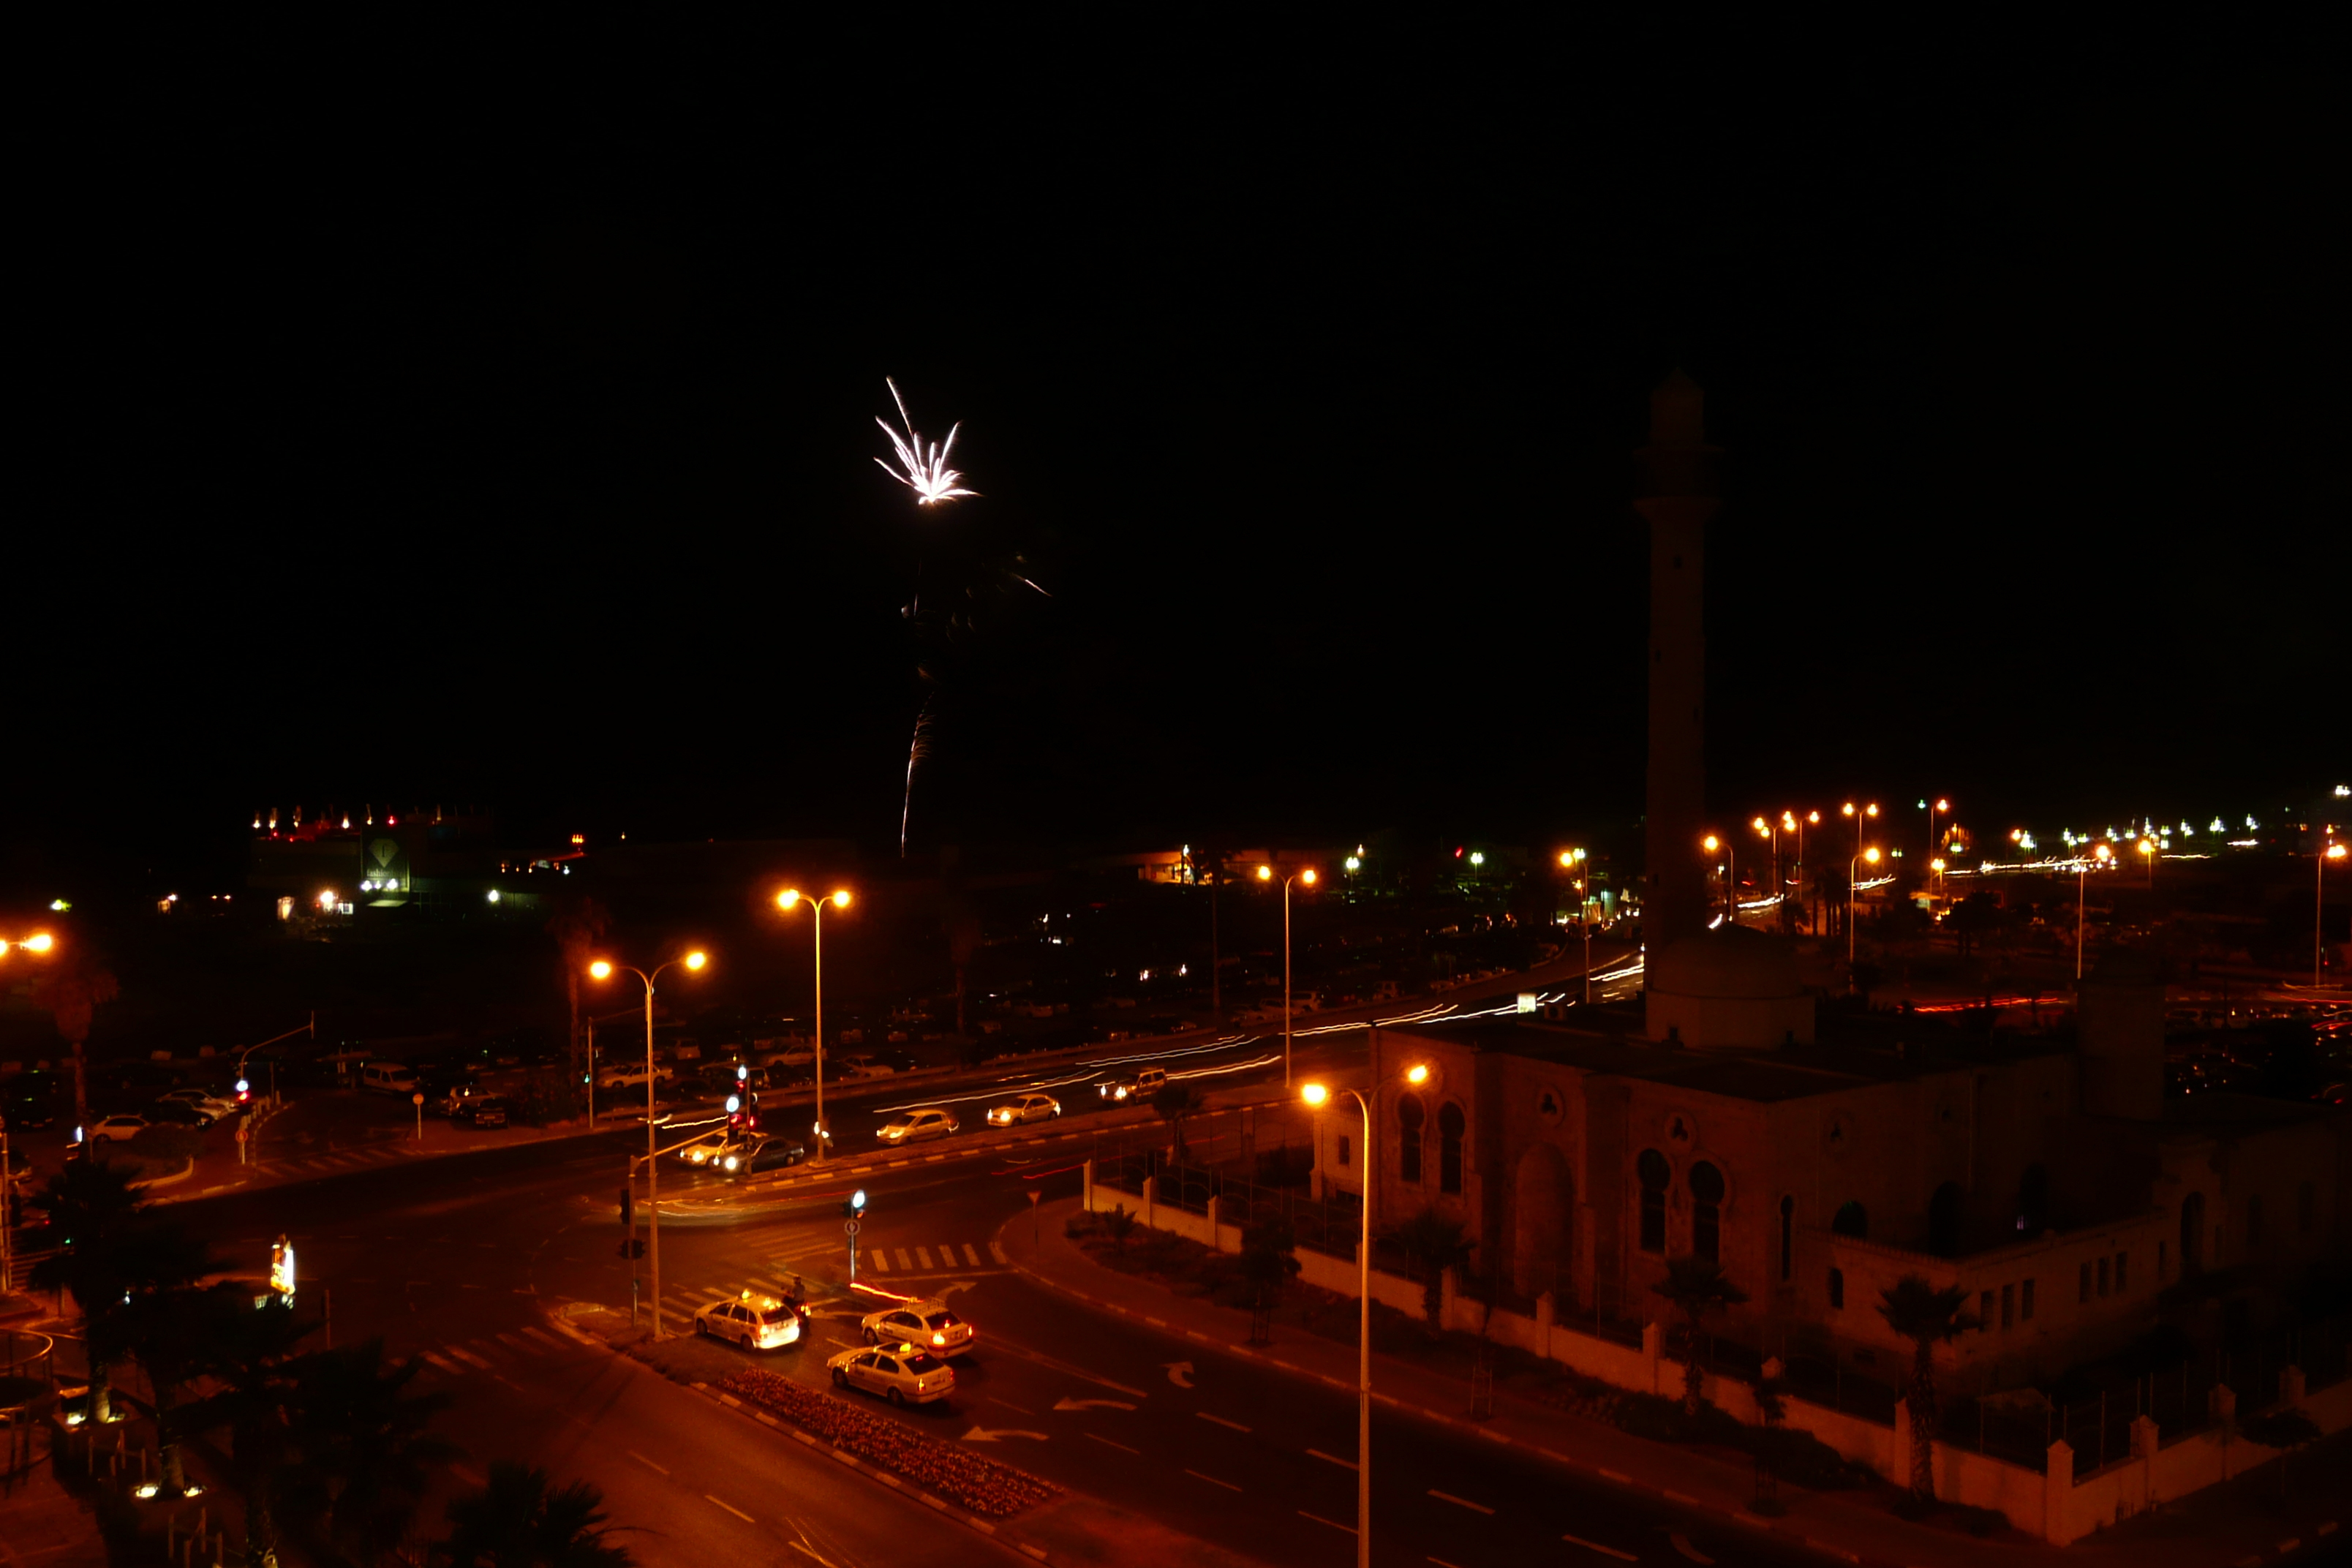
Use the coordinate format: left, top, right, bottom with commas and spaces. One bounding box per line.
874, 377, 976, 505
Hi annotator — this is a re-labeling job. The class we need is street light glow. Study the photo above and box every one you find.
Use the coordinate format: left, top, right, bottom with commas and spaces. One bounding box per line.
1405, 1063, 1429, 1085
1302, 1082, 1330, 1107
1257, 864, 1273, 881
1703, 834, 1720, 853
589, 960, 614, 979
1301, 868, 1318, 886
685, 951, 708, 970
1863, 847, 1881, 865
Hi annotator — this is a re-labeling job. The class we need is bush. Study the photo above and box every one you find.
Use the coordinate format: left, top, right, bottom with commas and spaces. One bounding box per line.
1959, 1503, 2005, 1537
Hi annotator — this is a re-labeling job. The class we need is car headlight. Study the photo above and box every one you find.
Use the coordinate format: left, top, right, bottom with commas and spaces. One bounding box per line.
721, 1156, 737, 1171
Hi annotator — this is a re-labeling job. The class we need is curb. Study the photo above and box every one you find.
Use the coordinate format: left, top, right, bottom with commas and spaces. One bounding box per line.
1002, 1215, 1949, 1568
543, 1308, 1052, 1562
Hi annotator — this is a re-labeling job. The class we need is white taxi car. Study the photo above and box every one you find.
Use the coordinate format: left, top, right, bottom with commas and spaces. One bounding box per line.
986, 1093, 1060, 1126
693, 1290, 803, 1351
859, 1297, 975, 1357
826, 1343, 954, 1406
876, 1107, 957, 1145
677, 1130, 750, 1168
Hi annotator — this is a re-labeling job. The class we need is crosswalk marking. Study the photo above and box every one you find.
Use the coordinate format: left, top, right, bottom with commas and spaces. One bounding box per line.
962, 1243, 982, 1267
520, 1327, 569, 1352
446, 1345, 495, 1371
419, 1349, 461, 1373
915, 1246, 935, 1269
894, 1248, 913, 1270
495, 1333, 529, 1352
746, 1276, 794, 1298
868, 1251, 891, 1272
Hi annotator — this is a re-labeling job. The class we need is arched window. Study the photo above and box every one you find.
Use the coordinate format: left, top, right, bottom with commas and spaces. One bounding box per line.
1832, 1201, 1868, 1239
1929, 1181, 1964, 1257
1637, 1149, 1670, 1254
1397, 1093, 1425, 1184
2180, 1191, 2205, 1274
1779, 1196, 1795, 1282
1438, 1103, 1466, 1195
1689, 1161, 1725, 1263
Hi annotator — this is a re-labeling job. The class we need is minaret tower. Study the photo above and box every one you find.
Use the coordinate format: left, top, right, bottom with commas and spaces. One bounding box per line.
1634, 369, 1720, 968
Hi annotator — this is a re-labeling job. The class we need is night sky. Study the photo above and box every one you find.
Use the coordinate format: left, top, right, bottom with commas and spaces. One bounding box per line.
15, 20, 2345, 889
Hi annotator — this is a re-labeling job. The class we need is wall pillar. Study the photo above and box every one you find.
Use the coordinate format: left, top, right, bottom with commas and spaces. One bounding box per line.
2043, 1439, 2074, 1545
1205, 1195, 1222, 1252
1440, 1264, 1460, 1329
1535, 1291, 1557, 1360
1642, 1321, 1665, 1395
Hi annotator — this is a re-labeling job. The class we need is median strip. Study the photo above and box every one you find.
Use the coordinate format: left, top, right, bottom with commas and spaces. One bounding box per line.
720, 1368, 1058, 1518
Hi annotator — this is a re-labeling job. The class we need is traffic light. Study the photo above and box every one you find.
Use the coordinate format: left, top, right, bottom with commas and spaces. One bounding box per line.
618, 1186, 633, 1232
842, 1188, 867, 1220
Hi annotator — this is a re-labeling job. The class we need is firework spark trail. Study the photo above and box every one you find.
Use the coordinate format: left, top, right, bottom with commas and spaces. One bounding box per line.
899, 693, 937, 860
874, 377, 976, 506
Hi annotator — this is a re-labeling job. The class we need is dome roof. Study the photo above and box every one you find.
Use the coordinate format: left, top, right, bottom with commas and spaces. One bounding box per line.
1650, 927, 1803, 1001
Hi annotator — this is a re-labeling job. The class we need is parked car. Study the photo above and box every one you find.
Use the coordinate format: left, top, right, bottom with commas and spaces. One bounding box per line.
147, 1099, 216, 1128
88, 1114, 151, 1144
158, 1088, 239, 1120
455, 1096, 510, 1129
598, 1062, 673, 1093
877, 1108, 958, 1145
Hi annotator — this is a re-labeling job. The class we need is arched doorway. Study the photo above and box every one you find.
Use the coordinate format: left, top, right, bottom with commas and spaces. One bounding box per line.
2180, 1191, 2205, 1274
1929, 1181, 1964, 1256
1512, 1143, 1572, 1300
1832, 1201, 1868, 1239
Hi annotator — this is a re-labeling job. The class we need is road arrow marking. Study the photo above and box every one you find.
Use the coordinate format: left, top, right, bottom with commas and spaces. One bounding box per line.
936, 1279, 979, 1300
1562, 1534, 1638, 1561
1052, 1397, 1137, 1411
1164, 1360, 1195, 1388
961, 1425, 1049, 1443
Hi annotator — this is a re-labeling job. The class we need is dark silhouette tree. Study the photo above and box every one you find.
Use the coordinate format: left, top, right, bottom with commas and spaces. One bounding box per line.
1148, 1082, 1207, 1164
281, 1340, 458, 1564
437, 1460, 634, 1567
1097, 1204, 1137, 1254
1650, 1256, 1750, 1417
29, 954, 118, 1134
176, 1296, 317, 1567
1877, 1275, 1980, 1503
28, 1157, 211, 1422
1386, 1207, 1474, 1330
546, 897, 611, 1075
1238, 1215, 1302, 1310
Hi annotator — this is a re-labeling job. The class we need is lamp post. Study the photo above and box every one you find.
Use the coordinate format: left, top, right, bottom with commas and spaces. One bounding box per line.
1923, 797, 1948, 867
2138, 838, 2157, 890
1703, 834, 1733, 927
1303, 1060, 1430, 1568
1259, 864, 1319, 1088
2320, 842, 2347, 987
2076, 843, 2112, 979
1848, 847, 1880, 987
1799, 810, 1819, 931
777, 889, 853, 1164
588, 948, 709, 1339
0, 931, 57, 1286
1754, 817, 1781, 926
1558, 849, 1591, 1002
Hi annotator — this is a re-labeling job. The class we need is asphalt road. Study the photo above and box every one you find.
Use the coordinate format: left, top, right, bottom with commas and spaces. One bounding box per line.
155, 1049, 1833, 1568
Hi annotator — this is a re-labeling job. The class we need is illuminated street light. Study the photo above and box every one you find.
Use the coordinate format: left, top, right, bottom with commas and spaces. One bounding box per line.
2321, 841, 2348, 988
777, 889, 853, 1163
588, 947, 712, 1338
1559, 848, 1593, 1002
0, 929, 61, 1293
1302, 1058, 1430, 1567
2077, 843, 2113, 979
1278, 867, 1319, 1088
1848, 846, 1880, 986
1703, 834, 1734, 927
2138, 837, 2157, 889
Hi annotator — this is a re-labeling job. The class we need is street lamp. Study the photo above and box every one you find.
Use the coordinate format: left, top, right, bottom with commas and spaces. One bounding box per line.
1302, 1059, 1430, 1568
1753, 817, 1782, 926
588, 947, 709, 1339
1259, 864, 1319, 1088
2138, 838, 2157, 889
1703, 834, 1733, 927
1923, 797, 1949, 866
1558, 849, 1591, 1002
2076, 843, 2113, 979
777, 889, 853, 1163
1847, 847, 1880, 986
0, 930, 56, 1295
2320, 842, 2348, 987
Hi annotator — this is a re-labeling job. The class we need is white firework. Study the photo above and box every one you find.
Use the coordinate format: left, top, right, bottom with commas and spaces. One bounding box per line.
874, 377, 975, 505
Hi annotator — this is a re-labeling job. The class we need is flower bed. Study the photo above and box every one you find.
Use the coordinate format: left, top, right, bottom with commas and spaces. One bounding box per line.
718, 1368, 1058, 1518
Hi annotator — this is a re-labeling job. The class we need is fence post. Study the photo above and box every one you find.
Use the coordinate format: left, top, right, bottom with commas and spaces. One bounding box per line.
2043, 1439, 2075, 1544
1081, 1157, 1093, 1212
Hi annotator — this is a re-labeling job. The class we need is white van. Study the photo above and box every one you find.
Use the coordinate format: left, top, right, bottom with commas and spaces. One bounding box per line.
361, 1062, 419, 1096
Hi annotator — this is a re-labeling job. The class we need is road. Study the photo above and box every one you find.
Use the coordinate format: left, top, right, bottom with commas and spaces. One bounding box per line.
154, 1042, 1834, 1567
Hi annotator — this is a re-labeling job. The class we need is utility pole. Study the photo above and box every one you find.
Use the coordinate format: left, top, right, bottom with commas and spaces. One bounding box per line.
1210, 864, 1223, 1025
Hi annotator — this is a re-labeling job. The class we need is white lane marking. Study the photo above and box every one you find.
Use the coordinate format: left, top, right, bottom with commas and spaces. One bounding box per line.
1429, 1559, 1466, 1568
1429, 1489, 1494, 1515
627, 1450, 669, 1476
1563, 1534, 1639, 1561
1299, 1511, 1357, 1536
1186, 1469, 1243, 1492
494, 1333, 530, 1352
894, 1248, 913, 1270
1084, 1433, 1141, 1455
1670, 1534, 1714, 1564
446, 1346, 496, 1371
869, 1251, 891, 1272
705, 1494, 755, 1523
419, 1350, 461, 1373
962, 1243, 983, 1266
988, 1397, 1034, 1415
916, 1246, 935, 1269
519, 1327, 570, 1353
1307, 1447, 1358, 1470
990, 1241, 1009, 1264
1196, 1411, 1250, 1433
788, 1543, 837, 1567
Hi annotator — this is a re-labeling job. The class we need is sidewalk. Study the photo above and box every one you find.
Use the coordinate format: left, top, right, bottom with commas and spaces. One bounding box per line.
1000, 1196, 2341, 1568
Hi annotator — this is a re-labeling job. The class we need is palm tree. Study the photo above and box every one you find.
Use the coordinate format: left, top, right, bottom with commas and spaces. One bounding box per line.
439, 1460, 634, 1567
29, 1158, 211, 1422
1238, 1215, 1302, 1310
177, 1295, 317, 1567
1650, 1256, 1750, 1417
1386, 1207, 1474, 1330
281, 1340, 459, 1564
130, 1281, 250, 1492
1148, 1082, 1207, 1164
29, 956, 119, 1134
1876, 1275, 1980, 1503
546, 897, 611, 1077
